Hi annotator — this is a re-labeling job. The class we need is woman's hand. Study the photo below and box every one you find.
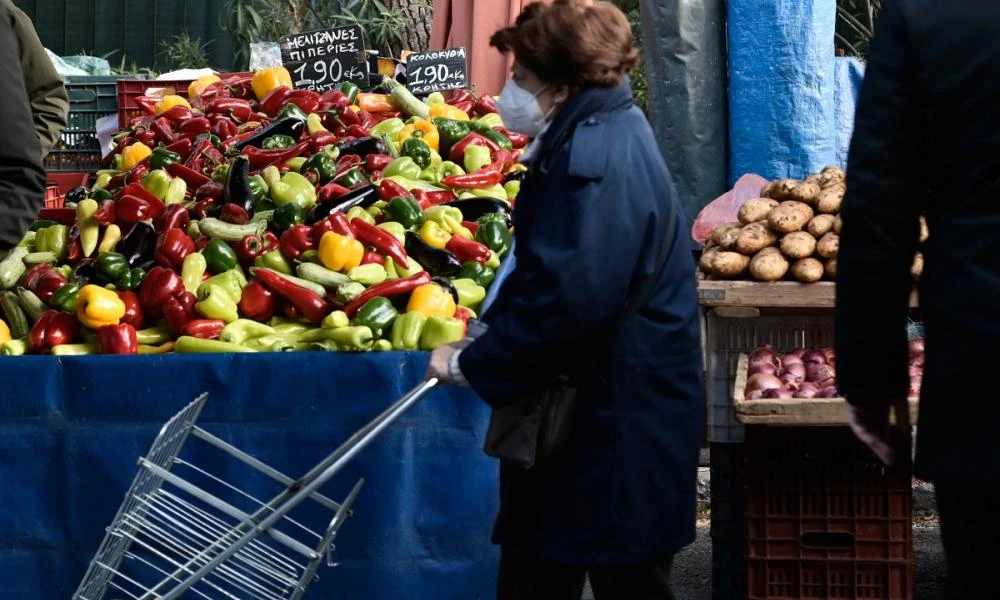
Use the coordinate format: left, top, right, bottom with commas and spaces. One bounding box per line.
426, 339, 473, 384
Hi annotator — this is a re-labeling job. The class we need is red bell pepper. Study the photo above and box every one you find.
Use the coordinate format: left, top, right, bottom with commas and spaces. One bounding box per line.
238, 280, 277, 322
337, 154, 363, 171
461, 220, 480, 236
345, 124, 369, 139
178, 117, 212, 141
164, 137, 193, 161
343, 272, 432, 318
93, 200, 117, 226
29, 310, 78, 353
492, 149, 518, 172
473, 94, 498, 116
253, 268, 330, 325
279, 225, 315, 261
285, 89, 323, 115
122, 182, 160, 205
159, 104, 194, 124
151, 117, 177, 145
364, 153, 393, 173
350, 218, 409, 268
220, 204, 250, 225
139, 266, 184, 318
361, 251, 385, 265
207, 98, 254, 122
310, 131, 338, 153
220, 129, 259, 154
337, 105, 362, 127
452, 100, 474, 116
282, 302, 302, 321
356, 110, 376, 130
96, 323, 138, 355
117, 194, 166, 226
260, 86, 292, 117
134, 96, 160, 116
191, 199, 218, 220
235, 234, 264, 262
195, 181, 225, 200
441, 165, 504, 190
262, 231, 279, 252
448, 132, 499, 163
154, 228, 195, 270
166, 161, 211, 188
413, 189, 457, 209
242, 141, 309, 169
181, 319, 225, 340
157, 204, 190, 233
24, 265, 68, 303
312, 213, 352, 240
118, 291, 145, 329
101, 137, 133, 169
65, 238, 83, 264
186, 138, 224, 172
447, 89, 474, 106
163, 290, 198, 335
126, 163, 150, 185
494, 126, 529, 150
446, 235, 492, 264
318, 181, 352, 204
320, 89, 351, 111
211, 118, 240, 140
378, 179, 410, 202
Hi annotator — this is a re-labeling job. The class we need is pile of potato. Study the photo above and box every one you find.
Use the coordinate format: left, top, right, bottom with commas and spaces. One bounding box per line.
699, 167, 929, 283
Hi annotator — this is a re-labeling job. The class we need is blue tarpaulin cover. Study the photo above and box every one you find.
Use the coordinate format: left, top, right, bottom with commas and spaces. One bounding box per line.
0, 352, 499, 598
834, 56, 866, 168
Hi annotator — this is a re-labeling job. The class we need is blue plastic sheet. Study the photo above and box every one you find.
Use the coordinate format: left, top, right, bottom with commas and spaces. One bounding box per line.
728, 0, 836, 183
0, 353, 499, 599
834, 57, 866, 168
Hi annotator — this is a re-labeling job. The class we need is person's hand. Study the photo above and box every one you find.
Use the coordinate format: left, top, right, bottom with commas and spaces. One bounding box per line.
425, 338, 473, 383
848, 396, 911, 465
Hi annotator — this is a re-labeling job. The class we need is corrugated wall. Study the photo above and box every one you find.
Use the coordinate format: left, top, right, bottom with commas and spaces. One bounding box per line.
13, 0, 241, 71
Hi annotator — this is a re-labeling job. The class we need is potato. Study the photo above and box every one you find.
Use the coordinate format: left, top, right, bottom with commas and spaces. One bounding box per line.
911, 252, 924, 281
818, 166, 846, 188
791, 258, 825, 283
919, 216, 929, 244
825, 258, 838, 280
735, 222, 778, 254
760, 182, 776, 199
699, 246, 721, 273
712, 222, 741, 246
807, 214, 836, 238
769, 179, 798, 200
780, 231, 817, 259
804, 174, 823, 186
711, 251, 751, 278
816, 186, 844, 214
833, 214, 843, 234
738, 198, 779, 224
749, 247, 789, 282
790, 181, 821, 205
767, 201, 815, 233
816, 232, 840, 259
718, 225, 743, 251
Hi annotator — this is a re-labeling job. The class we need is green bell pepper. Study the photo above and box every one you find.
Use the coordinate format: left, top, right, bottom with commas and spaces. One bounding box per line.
369, 118, 405, 141
248, 175, 269, 204
276, 103, 308, 121
165, 177, 187, 206
470, 184, 508, 200
141, 169, 172, 201
49, 283, 79, 313
211, 163, 230, 184
476, 218, 513, 258
335, 168, 368, 189
419, 316, 465, 350
254, 250, 294, 275
273, 203, 306, 231
339, 81, 361, 103
203, 240, 238, 274
199, 269, 247, 304
377, 221, 407, 245
94, 252, 129, 284
92, 188, 114, 202
425, 206, 464, 229
504, 180, 521, 199
35, 224, 69, 262
451, 278, 486, 309
116, 267, 146, 291
352, 297, 398, 338
384, 196, 425, 230
464, 145, 493, 174
263, 134, 297, 150
474, 112, 505, 129
54, 265, 73, 280
301, 152, 336, 184
271, 171, 317, 210
456, 262, 495, 287
391, 311, 427, 350
402, 136, 432, 169
149, 146, 181, 170
383, 157, 421, 180
433, 118, 472, 154
196, 284, 239, 323
347, 263, 387, 286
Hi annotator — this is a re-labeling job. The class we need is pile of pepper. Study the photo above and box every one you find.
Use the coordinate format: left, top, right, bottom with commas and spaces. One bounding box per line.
0, 69, 523, 356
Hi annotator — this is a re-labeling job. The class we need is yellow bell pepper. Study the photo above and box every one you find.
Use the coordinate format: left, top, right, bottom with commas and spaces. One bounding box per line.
407, 283, 456, 318
188, 74, 221, 99
75, 285, 126, 329
418, 220, 450, 249
154, 94, 191, 114
252, 66, 294, 101
120, 142, 152, 171
318, 232, 365, 272
0, 319, 10, 344
429, 103, 470, 122
399, 118, 440, 152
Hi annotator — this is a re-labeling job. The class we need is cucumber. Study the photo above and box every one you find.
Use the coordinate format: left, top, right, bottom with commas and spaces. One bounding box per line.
250, 268, 327, 298
0, 247, 29, 289
296, 262, 351, 289
382, 78, 430, 119
1, 291, 29, 338
197, 218, 266, 242
15, 287, 46, 322
23, 252, 58, 266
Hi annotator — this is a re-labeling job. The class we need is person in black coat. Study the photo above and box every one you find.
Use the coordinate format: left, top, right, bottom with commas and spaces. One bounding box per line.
427, 1, 703, 598
835, 2, 1000, 598
0, 1, 45, 251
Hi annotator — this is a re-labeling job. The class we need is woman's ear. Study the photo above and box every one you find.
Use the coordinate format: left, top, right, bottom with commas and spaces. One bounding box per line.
552, 84, 571, 107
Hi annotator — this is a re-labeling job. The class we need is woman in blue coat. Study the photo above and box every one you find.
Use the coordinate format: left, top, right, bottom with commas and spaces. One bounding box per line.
427, 1, 703, 597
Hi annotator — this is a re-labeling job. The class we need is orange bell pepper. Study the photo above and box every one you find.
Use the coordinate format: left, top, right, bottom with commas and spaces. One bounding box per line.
356, 93, 400, 113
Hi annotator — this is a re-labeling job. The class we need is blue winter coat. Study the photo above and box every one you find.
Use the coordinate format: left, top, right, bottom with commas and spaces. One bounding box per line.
459, 82, 704, 565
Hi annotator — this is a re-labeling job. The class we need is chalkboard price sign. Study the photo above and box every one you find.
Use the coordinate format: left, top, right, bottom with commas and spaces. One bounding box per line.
280, 24, 369, 92
406, 48, 468, 96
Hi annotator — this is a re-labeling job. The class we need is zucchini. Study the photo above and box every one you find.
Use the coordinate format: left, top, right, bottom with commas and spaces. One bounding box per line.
250, 267, 327, 298
0, 247, 29, 289
0, 291, 29, 338
15, 287, 46, 322
296, 262, 351, 289
197, 218, 266, 242
23, 252, 58, 266
1, 338, 27, 356
382, 78, 430, 119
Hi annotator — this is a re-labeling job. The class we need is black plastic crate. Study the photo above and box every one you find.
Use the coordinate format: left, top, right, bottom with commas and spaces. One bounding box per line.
710, 443, 747, 600
46, 76, 119, 171
713, 534, 748, 600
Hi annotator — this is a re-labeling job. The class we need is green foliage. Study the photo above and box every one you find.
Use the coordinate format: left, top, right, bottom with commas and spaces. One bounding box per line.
159, 32, 214, 70
836, 0, 882, 59
610, 0, 647, 111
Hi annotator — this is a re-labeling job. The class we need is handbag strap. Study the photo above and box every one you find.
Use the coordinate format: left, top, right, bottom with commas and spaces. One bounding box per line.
573, 198, 679, 376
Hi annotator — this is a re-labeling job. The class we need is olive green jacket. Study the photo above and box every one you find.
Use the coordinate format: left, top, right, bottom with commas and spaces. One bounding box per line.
3, 0, 68, 158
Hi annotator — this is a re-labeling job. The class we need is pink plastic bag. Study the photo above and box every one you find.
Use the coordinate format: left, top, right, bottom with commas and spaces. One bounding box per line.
691, 174, 769, 244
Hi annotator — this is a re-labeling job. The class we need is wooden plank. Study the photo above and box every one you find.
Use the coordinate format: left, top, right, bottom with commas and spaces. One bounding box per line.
732, 354, 919, 425
698, 280, 919, 309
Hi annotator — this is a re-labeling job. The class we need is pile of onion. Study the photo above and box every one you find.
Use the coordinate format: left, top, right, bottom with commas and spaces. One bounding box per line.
745, 339, 925, 401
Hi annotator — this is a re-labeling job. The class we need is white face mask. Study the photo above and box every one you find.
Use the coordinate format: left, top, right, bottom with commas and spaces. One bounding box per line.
497, 79, 551, 138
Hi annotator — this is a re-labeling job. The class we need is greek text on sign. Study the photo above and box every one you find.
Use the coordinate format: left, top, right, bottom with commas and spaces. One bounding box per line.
279, 24, 369, 92
406, 47, 468, 95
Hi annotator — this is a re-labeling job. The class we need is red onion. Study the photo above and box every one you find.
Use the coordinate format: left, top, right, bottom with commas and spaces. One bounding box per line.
749, 346, 777, 363
794, 383, 819, 399
781, 353, 803, 368
802, 350, 827, 365
749, 362, 779, 377
908, 365, 923, 379
747, 389, 765, 400
823, 348, 835, 361
908, 338, 925, 356
746, 373, 783, 392
910, 353, 925, 368
806, 363, 836, 383
788, 348, 806, 358
907, 386, 920, 399
782, 362, 806, 379
779, 372, 802, 390
763, 387, 794, 399
818, 387, 841, 398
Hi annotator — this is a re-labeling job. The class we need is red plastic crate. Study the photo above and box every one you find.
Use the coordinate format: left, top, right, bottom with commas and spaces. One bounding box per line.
44, 186, 61, 208
116, 72, 253, 128
747, 559, 911, 599
43, 172, 90, 208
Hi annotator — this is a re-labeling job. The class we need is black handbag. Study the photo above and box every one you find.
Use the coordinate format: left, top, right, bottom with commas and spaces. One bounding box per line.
483, 203, 678, 469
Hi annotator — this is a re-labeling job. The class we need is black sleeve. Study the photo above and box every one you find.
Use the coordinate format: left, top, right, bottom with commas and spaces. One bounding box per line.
835, 0, 922, 407
0, 2, 45, 251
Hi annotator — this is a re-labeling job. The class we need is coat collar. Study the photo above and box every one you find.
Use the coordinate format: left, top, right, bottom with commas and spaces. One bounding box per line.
535, 81, 634, 162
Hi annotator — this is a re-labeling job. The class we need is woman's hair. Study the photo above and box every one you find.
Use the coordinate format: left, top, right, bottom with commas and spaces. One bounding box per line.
490, 0, 639, 91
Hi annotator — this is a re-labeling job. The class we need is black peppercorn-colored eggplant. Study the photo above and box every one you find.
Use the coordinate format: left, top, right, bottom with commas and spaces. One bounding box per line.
307, 185, 380, 224
116, 221, 157, 268
225, 156, 254, 214
404, 231, 462, 276
444, 197, 512, 225
335, 136, 386, 159
234, 117, 305, 151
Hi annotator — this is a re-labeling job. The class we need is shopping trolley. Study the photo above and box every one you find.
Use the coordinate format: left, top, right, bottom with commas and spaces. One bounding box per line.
73, 378, 439, 600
